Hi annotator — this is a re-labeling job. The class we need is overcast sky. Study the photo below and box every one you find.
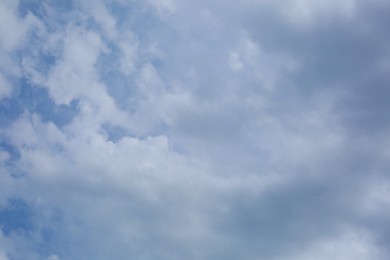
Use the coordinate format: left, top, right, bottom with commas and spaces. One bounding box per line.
1, 0, 390, 259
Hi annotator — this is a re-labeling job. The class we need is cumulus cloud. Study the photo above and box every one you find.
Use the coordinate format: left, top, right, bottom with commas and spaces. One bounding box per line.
0, 0, 390, 259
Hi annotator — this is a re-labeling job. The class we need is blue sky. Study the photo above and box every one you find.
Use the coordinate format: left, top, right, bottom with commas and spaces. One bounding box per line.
1, 0, 390, 259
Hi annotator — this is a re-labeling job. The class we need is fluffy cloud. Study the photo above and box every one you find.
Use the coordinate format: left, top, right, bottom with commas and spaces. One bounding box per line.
0, 0, 41, 100
0, 0, 390, 259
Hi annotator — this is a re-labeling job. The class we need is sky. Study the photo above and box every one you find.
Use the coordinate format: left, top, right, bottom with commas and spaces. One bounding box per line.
0, 0, 390, 259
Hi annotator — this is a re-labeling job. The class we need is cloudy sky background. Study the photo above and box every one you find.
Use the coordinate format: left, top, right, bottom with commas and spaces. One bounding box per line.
0, 0, 390, 259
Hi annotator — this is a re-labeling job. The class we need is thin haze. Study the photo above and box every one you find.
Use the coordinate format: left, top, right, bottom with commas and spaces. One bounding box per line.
0, 0, 390, 259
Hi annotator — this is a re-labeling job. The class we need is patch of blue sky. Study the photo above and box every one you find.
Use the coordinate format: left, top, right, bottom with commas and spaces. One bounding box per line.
0, 140, 20, 166
22, 45, 57, 80
15, 79, 79, 128
18, 0, 74, 18
0, 198, 64, 258
17, 0, 71, 41
105, 0, 140, 28
106, 1, 151, 33
100, 119, 169, 142
0, 198, 34, 235
144, 121, 170, 137
33, 207, 64, 258
22, 0, 70, 13
107, 1, 175, 52
99, 69, 138, 112
18, 0, 45, 19
0, 95, 24, 128
100, 123, 136, 142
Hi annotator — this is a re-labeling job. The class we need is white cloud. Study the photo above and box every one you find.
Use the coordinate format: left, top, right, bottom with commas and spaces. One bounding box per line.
0, 0, 41, 83
24, 25, 133, 131
1, 0, 390, 259
228, 51, 243, 72
79, 0, 117, 39
0, 230, 10, 260
47, 255, 60, 260
147, 0, 176, 16
280, 0, 358, 27
45, 27, 106, 105
0, 1, 28, 52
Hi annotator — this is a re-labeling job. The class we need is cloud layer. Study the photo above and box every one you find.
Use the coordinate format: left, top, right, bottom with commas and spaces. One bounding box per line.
1, 0, 390, 259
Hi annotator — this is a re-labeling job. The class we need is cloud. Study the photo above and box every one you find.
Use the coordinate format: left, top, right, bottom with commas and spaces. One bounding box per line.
0, 0, 390, 259
0, 0, 41, 101
0, 73, 12, 100
286, 227, 383, 260
147, 0, 176, 17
